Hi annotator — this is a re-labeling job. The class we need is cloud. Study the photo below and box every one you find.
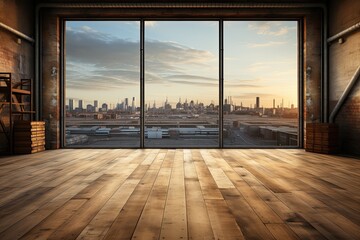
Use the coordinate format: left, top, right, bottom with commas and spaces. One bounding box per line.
66, 26, 216, 91
227, 83, 260, 88
145, 21, 157, 27
232, 93, 281, 99
146, 40, 215, 67
170, 80, 218, 87
166, 74, 217, 81
248, 21, 290, 36
247, 41, 286, 48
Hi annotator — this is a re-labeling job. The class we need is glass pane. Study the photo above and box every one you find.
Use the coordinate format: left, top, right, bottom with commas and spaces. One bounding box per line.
65, 21, 140, 147
145, 21, 219, 147
224, 21, 298, 147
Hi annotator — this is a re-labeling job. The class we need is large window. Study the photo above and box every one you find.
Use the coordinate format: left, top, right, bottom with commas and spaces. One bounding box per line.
223, 21, 298, 147
145, 21, 219, 147
64, 20, 299, 148
65, 21, 140, 147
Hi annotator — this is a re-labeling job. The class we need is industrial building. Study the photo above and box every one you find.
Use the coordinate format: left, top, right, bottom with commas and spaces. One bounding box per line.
0, 0, 359, 239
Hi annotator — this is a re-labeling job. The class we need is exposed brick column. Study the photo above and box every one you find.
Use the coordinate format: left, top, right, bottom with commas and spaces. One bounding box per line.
42, 11, 60, 149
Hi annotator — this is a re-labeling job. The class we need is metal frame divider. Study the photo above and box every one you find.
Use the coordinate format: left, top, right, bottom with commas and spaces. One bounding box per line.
219, 20, 224, 148
140, 20, 145, 148
298, 19, 304, 148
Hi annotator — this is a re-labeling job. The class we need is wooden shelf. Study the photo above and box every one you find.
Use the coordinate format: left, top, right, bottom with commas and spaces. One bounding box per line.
0, 72, 35, 154
0, 102, 30, 105
12, 89, 31, 95
12, 111, 36, 114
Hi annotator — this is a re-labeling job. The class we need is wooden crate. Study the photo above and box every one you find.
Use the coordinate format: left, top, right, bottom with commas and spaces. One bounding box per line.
305, 123, 338, 154
13, 121, 45, 154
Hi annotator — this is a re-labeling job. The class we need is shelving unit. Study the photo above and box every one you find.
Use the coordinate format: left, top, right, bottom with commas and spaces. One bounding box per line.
0, 72, 35, 153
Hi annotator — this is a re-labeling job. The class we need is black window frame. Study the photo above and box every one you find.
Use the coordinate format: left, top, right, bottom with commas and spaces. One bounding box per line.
60, 18, 303, 149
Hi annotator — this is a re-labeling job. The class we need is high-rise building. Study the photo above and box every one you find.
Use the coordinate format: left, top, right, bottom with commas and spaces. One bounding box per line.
69, 99, 74, 111
86, 104, 93, 112
102, 103, 108, 112
79, 100, 83, 110
184, 98, 189, 110
132, 97, 135, 112
124, 98, 129, 110
273, 99, 275, 109
94, 100, 98, 108
176, 98, 182, 109
256, 97, 260, 109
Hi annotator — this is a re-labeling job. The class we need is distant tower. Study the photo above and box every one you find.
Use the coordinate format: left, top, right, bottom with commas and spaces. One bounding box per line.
176, 98, 182, 109
273, 99, 275, 109
94, 100, 98, 108
69, 99, 74, 111
256, 97, 260, 109
102, 103, 108, 111
124, 98, 129, 110
79, 100, 83, 110
86, 104, 93, 112
132, 97, 136, 112
184, 98, 189, 110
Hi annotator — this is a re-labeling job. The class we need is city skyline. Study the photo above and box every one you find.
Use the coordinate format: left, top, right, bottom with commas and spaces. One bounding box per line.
66, 95, 297, 111
66, 20, 298, 107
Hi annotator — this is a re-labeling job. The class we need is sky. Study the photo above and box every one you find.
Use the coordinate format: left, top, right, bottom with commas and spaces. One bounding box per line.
65, 20, 297, 109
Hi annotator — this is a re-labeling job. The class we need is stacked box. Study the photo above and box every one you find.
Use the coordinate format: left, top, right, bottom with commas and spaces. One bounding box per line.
305, 123, 338, 154
13, 121, 45, 154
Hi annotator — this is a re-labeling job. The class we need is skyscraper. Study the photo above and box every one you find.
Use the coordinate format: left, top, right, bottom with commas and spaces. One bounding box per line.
102, 103, 108, 111
69, 99, 74, 111
79, 100, 83, 110
124, 98, 129, 110
256, 97, 260, 109
94, 100, 98, 108
132, 97, 135, 112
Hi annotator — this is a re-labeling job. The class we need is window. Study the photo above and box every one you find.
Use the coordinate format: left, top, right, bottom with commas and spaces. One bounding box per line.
223, 21, 298, 147
145, 21, 219, 147
65, 21, 140, 147
63, 20, 299, 148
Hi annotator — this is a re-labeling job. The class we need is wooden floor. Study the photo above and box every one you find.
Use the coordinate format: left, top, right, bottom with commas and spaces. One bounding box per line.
0, 149, 359, 240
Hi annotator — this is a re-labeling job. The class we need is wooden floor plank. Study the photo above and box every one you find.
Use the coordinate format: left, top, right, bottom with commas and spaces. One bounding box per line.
266, 223, 301, 240
159, 150, 188, 239
75, 179, 141, 240
103, 168, 160, 240
47, 174, 127, 240
205, 198, 245, 240
184, 150, 215, 240
132, 168, 171, 240
20, 199, 87, 240
221, 188, 276, 240
193, 150, 223, 200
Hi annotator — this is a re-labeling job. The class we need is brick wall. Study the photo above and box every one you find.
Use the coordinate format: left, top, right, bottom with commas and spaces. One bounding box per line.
0, 0, 35, 153
329, 0, 360, 155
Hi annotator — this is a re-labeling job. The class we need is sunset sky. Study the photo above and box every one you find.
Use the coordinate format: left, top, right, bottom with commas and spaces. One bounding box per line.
66, 20, 297, 109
